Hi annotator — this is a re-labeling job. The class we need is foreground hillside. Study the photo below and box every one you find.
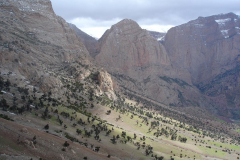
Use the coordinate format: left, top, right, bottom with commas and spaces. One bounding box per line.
1, 73, 240, 160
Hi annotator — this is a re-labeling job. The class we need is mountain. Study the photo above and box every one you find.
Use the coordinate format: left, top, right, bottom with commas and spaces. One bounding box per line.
164, 12, 240, 119
148, 31, 166, 41
0, 0, 90, 95
94, 19, 210, 113
68, 23, 98, 57
0, 0, 117, 100
95, 19, 170, 79
93, 13, 240, 119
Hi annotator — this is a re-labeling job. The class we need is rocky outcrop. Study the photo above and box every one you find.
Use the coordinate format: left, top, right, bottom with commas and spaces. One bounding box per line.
97, 69, 116, 100
68, 23, 98, 58
76, 70, 91, 81
39, 75, 63, 96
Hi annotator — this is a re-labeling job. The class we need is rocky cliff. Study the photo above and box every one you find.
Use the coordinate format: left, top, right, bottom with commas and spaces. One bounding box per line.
164, 12, 240, 85
0, 0, 115, 99
68, 23, 98, 58
164, 12, 240, 118
96, 69, 117, 100
95, 19, 171, 79
0, 0, 91, 95
94, 19, 204, 110
93, 14, 240, 119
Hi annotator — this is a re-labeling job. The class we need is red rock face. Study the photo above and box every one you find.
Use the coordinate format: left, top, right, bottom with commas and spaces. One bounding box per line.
164, 13, 240, 119
94, 19, 200, 111
95, 19, 170, 79
164, 12, 240, 85
94, 14, 240, 119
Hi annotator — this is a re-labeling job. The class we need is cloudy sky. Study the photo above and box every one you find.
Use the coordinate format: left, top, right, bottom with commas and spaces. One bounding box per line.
51, 0, 240, 38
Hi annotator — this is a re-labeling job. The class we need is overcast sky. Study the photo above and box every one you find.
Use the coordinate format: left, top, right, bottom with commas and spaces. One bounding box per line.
51, 0, 240, 38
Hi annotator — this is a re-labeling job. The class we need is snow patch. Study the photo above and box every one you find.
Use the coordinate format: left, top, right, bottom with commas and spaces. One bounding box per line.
220, 30, 229, 38
157, 36, 165, 41
30, 105, 35, 108
215, 18, 231, 25
194, 24, 204, 28
221, 30, 228, 34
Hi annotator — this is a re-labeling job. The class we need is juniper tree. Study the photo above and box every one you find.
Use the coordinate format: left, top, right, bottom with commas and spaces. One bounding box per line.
44, 124, 49, 130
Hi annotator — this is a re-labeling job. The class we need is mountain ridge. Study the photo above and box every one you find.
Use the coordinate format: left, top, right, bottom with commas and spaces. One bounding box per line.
68, 23, 98, 58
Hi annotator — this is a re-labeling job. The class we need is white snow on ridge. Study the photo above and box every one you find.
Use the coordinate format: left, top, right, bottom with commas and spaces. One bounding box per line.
157, 36, 165, 41
220, 30, 229, 38
236, 27, 240, 34
215, 18, 231, 25
221, 30, 228, 34
194, 24, 204, 28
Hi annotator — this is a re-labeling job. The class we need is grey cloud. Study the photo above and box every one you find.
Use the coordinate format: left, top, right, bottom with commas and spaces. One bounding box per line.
51, 0, 240, 26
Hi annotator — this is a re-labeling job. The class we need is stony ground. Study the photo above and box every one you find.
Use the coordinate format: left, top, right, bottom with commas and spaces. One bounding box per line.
0, 116, 120, 160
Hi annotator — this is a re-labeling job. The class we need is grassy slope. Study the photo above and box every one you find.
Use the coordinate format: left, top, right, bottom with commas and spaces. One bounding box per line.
1, 74, 240, 160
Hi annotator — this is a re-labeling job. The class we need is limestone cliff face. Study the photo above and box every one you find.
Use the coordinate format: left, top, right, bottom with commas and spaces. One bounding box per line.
164, 13, 240, 118
0, 0, 90, 95
97, 69, 116, 100
95, 19, 200, 108
95, 19, 171, 80
164, 12, 240, 86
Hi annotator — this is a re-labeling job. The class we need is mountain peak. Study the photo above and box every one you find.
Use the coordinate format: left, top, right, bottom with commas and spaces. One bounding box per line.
111, 19, 141, 32
117, 19, 138, 24
193, 12, 239, 24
